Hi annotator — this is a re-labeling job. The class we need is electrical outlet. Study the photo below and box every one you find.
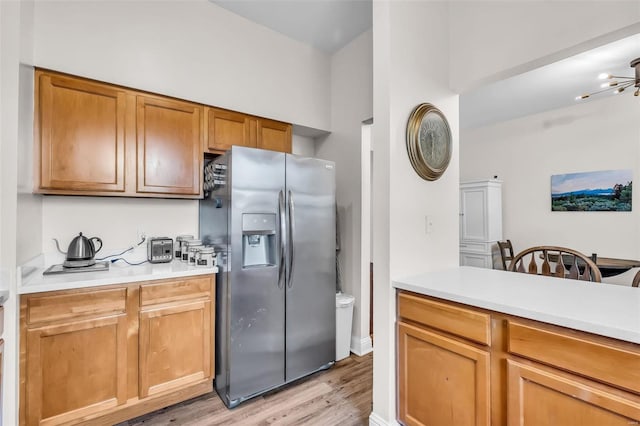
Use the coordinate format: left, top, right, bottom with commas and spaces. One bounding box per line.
137, 229, 147, 244
425, 215, 433, 234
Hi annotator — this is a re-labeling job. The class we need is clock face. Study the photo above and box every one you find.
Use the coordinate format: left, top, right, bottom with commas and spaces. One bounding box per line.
418, 113, 450, 170
406, 103, 452, 181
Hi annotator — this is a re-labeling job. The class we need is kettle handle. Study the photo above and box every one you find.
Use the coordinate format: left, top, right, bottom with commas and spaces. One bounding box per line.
90, 237, 103, 253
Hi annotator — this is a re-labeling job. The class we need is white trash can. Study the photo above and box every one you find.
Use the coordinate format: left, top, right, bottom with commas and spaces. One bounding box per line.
335, 292, 355, 361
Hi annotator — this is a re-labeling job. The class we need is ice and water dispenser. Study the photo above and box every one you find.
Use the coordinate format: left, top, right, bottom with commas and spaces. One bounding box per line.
242, 213, 277, 268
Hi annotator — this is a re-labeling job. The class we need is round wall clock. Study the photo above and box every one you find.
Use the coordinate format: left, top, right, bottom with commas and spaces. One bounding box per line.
406, 103, 452, 181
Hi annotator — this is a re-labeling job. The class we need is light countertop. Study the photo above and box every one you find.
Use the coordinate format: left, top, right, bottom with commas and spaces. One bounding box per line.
20, 259, 218, 294
393, 266, 640, 344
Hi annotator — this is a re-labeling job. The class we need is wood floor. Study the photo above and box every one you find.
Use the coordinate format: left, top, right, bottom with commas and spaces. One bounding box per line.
121, 353, 372, 426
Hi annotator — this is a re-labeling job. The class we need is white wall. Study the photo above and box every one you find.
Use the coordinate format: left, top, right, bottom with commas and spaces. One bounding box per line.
449, 2, 640, 92
1, 0, 35, 423
42, 197, 199, 258
33, 0, 331, 132
461, 94, 640, 259
315, 29, 373, 356
291, 134, 315, 157
31, 0, 333, 260
371, 1, 459, 423
371, 2, 640, 425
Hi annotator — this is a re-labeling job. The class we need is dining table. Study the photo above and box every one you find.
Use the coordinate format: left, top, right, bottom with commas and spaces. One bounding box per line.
546, 253, 640, 277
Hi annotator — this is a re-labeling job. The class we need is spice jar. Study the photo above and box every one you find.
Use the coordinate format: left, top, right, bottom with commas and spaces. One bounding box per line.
175, 234, 194, 260
196, 246, 216, 268
182, 239, 201, 262
187, 242, 204, 265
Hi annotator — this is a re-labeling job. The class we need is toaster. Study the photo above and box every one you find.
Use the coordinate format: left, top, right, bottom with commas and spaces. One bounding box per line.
147, 237, 174, 263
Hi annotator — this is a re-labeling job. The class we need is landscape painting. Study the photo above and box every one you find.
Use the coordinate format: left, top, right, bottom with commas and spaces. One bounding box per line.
551, 169, 632, 212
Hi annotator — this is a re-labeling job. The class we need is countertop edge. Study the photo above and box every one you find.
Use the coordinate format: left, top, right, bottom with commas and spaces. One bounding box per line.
393, 267, 640, 345
19, 264, 218, 295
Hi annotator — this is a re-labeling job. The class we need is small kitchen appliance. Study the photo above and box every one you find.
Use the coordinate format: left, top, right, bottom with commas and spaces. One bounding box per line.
147, 237, 173, 263
45, 232, 108, 276
53, 232, 103, 267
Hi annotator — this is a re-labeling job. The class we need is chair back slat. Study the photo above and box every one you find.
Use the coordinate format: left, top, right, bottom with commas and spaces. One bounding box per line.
568, 255, 579, 280
508, 246, 602, 283
541, 250, 551, 276
527, 253, 538, 275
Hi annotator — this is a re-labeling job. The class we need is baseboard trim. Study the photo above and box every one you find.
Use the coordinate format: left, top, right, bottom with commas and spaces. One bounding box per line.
369, 411, 400, 426
350, 335, 373, 356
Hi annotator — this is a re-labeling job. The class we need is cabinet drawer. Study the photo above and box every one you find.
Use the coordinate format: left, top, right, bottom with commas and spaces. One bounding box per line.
507, 321, 640, 394
26, 288, 127, 325
140, 276, 213, 306
459, 241, 492, 254
398, 292, 490, 345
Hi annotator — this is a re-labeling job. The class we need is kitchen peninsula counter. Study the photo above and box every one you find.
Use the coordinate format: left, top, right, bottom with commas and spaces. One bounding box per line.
393, 266, 640, 344
19, 258, 217, 294
395, 266, 640, 425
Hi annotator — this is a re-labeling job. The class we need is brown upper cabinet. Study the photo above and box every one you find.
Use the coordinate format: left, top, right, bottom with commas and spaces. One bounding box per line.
35, 69, 203, 198
204, 107, 292, 154
136, 95, 202, 196
36, 72, 127, 194
205, 107, 255, 152
257, 118, 292, 153
35, 69, 293, 198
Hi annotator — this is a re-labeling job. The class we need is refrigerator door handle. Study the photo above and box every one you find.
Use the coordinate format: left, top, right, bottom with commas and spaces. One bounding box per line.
278, 190, 286, 289
287, 190, 295, 287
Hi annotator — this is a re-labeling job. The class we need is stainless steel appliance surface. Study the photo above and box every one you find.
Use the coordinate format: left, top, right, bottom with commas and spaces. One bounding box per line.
200, 146, 336, 408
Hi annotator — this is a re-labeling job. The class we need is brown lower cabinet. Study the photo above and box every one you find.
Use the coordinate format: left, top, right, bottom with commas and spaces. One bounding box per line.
397, 290, 640, 426
20, 275, 215, 426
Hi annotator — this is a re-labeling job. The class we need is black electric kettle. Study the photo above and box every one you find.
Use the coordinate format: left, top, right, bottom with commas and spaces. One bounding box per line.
53, 232, 103, 267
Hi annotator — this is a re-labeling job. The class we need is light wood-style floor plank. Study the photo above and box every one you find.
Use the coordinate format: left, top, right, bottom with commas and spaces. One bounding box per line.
121, 353, 372, 426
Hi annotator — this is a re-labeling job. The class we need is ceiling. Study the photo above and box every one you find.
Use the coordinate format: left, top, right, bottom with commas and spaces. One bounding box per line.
461, 33, 640, 129
211, 0, 372, 54
210, 1, 637, 130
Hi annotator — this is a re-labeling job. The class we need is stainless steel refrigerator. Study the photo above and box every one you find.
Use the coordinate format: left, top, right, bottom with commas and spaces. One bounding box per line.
199, 146, 336, 408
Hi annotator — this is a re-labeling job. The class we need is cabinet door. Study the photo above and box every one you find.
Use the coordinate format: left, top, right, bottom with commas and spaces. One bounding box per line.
139, 300, 212, 398
136, 96, 202, 196
398, 321, 490, 426
507, 360, 640, 425
37, 71, 126, 193
25, 315, 128, 425
460, 186, 488, 241
205, 107, 255, 152
256, 118, 292, 153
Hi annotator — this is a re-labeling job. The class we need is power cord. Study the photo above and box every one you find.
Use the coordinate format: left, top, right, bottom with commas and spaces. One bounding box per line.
96, 246, 134, 260
111, 258, 149, 266
96, 235, 146, 261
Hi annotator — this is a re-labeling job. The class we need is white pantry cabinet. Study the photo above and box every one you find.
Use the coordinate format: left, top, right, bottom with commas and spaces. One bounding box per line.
459, 180, 502, 268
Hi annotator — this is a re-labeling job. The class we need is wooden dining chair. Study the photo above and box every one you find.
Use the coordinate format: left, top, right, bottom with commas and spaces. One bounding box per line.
497, 240, 514, 270
509, 245, 602, 282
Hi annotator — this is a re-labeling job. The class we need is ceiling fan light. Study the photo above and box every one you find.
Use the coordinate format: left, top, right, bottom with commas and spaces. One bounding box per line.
598, 72, 611, 80
614, 87, 625, 94
635, 88, 639, 97
576, 94, 589, 100
601, 81, 618, 88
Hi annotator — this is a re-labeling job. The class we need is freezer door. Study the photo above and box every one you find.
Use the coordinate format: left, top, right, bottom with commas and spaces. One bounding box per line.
228, 147, 286, 404
285, 154, 336, 382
